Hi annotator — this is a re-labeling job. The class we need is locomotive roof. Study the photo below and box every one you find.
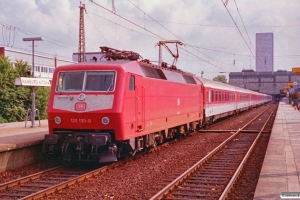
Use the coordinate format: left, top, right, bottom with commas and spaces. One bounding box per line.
57, 60, 202, 85
59, 60, 134, 67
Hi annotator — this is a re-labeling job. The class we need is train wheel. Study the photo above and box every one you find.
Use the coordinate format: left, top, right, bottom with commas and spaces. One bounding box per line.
116, 144, 132, 160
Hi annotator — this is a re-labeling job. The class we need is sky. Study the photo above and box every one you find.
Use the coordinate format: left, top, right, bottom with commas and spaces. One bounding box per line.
0, 0, 300, 80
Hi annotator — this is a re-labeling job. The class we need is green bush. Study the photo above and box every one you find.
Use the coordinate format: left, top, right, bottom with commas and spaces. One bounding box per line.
0, 56, 50, 123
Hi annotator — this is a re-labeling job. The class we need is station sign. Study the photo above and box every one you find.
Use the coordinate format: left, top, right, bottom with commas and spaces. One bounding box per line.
15, 77, 51, 87
292, 67, 300, 73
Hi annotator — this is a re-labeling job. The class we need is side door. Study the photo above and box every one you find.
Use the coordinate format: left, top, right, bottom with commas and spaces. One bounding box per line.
135, 75, 144, 132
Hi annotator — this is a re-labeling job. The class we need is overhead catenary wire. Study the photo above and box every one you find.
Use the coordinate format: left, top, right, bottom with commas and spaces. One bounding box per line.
0, 43, 75, 61
186, 44, 251, 57
86, 13, 112, 47
220, 0, 264, 70
92, 10, 300, 28
87, 10, 159, 39
89, 0, 230, 72
126, 0, 236, 71
88, 12, 228, 72
220, 1, 255, 57
0, 22, 78, 50
127, 0, 185, 43
233, 0, 255, 51
89, 0, 166, 41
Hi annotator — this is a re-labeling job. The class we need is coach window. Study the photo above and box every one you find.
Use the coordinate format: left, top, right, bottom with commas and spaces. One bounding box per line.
129, 75, 135, 91
211, 90, 214, 102
206, 90, 209, 102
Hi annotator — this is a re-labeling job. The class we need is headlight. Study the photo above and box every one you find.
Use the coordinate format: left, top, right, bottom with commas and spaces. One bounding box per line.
101, 117, 110, 125
54, 116, 61, 124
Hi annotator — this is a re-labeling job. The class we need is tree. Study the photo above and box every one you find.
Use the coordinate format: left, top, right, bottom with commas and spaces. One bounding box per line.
0, 56, 20, 122
0, 56, 50, 123
213, 75, 228, 84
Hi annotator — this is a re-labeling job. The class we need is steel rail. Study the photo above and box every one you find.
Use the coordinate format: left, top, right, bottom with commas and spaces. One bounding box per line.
219, 106, 276, 199
198, 130, 271, 133
149, 105, 271, 200
0, 165, 66, 191
1, 131, 194, 199
20, 165, 109, 200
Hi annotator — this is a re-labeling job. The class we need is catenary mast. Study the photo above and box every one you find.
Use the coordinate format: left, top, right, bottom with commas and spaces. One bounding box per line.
78, 1, 86, 62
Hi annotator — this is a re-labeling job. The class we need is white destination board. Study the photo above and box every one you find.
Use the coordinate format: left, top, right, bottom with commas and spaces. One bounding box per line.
15, 77, 51, 87
256, 33, 274, 72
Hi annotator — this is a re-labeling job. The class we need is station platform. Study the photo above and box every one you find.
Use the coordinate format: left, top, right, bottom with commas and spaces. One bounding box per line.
0, 120, 48, 153
254, 102, 300, 199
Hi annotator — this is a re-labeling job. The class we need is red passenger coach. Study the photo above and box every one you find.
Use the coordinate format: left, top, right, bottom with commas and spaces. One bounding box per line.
44, 47, 204, 162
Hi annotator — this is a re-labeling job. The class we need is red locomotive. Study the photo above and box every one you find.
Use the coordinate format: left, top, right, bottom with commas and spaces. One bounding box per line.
43, 46, 271, 162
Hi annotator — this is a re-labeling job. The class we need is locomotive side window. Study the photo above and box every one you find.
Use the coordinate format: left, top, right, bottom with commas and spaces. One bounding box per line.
182, 75, 197, 84
85, 71, 116, 91
140, 65, 167, 80
129, 75, 135, 91
57, 72, 85, 91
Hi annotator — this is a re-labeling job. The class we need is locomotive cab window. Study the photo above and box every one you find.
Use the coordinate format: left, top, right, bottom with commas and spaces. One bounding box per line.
57, 72, 85, 91
85, 71, 115, 92
56, 71, 116, 92
129, 75, 135, 91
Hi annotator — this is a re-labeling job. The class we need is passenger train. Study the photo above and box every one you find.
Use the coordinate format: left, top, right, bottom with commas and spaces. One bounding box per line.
43, 47, 272, 162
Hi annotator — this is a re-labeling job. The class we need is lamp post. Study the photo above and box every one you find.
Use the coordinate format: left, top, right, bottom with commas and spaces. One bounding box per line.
23, 37, 43, 127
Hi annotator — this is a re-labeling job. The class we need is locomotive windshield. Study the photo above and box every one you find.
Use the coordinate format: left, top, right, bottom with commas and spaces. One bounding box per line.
57, 71, 116, 92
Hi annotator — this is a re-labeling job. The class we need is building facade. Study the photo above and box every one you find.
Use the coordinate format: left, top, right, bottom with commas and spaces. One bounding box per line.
0, 47, 75, 79
229, 69, 300, 98
256, 33, 274, 72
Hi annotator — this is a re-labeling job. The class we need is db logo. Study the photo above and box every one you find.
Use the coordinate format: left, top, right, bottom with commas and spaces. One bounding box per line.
75, 102, 86, 111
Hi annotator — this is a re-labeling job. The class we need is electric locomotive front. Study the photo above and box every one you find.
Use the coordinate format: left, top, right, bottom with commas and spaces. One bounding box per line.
44, 62, 128, 162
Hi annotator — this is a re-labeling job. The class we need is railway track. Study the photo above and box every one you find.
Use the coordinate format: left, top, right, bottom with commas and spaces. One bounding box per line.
0, 104, 275, 199
150, 104, 276, 200
0, 164, 107, 200
0, 139, 183, 200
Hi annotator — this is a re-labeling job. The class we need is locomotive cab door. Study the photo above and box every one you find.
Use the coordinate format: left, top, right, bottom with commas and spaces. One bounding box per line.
135, 75, 144, 132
